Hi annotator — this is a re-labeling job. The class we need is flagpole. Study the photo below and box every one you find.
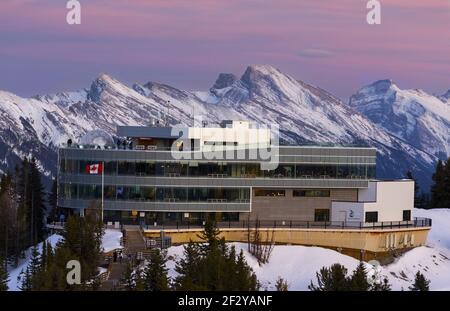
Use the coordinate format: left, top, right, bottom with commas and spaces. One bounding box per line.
101, 161, 104, 224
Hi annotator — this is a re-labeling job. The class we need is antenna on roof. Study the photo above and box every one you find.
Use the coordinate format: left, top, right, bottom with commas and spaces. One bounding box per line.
166, 100, 170, 126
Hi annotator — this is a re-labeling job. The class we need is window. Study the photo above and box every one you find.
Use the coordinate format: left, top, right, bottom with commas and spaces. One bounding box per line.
293, 189, 330, 197
365, 211, 378, 223
314, 209, 330, 222
403, 210, 411, 221
254, 189, 285, 197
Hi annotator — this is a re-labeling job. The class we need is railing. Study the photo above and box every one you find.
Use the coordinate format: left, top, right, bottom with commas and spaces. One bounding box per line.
140, 217, 432, 231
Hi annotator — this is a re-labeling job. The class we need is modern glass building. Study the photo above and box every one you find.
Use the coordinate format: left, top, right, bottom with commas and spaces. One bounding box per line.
57, 121, 377, 225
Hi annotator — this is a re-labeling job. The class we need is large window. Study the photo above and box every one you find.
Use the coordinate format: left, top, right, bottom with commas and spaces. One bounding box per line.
293, 189, 330, 197
254, 189, 285, 197
63, 159, 374, 180
61, 184, 250, 203
314, 209, 330, 222
365, 211, 378, 223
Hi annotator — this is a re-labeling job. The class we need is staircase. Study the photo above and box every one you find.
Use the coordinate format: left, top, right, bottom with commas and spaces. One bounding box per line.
123, 228, 147, 254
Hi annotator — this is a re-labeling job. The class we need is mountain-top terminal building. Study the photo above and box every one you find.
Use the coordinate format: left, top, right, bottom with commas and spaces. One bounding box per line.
57, 120, 431, 258
58, 120, 418, 225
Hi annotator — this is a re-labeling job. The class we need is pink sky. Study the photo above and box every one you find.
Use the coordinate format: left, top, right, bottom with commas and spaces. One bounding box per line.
0, 0, 449, 100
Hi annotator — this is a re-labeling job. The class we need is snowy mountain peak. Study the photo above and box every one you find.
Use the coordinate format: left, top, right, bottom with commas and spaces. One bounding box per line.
211, 73, 237, 90
0, 65, 445, 191
441, 89, 450, 101
350, 79, 450, 158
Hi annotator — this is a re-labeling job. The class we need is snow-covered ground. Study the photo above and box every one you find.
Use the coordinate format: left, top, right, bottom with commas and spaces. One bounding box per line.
7, 234, 62, 291
7, 229, 123, 291
102, 229, 123, 253
6, 210, 449, 291
166, 208, 450, 291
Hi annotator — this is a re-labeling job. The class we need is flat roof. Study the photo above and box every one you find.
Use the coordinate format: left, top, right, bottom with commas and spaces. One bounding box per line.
117, 126, 181, 139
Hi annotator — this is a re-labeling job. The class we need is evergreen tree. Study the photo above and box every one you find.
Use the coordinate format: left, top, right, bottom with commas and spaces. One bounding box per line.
48, 178, 58, 222
275, 277, 289, 291
309, 263, 350, 291
0, 256, 9, 291
18, 266, 33, 291
122, 262, 136, 291
349, 262, 370, 291
59, 214, 104, 283
144, 249, 169, 291
443, 157, 450, 208
409, 271, 430, 291
174, 241, 202, 290
175, 221, 259, 291
431, 160, 446, 209
134, 267, 146, 291
406, 170, 421, 208
371, 277, 392, 291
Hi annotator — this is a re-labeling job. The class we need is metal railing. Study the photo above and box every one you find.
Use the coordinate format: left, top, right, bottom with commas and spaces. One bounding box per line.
140, 217, 431, 231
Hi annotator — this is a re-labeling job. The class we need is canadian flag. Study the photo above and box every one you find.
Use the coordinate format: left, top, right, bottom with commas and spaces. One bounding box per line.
86, 163, 103, 175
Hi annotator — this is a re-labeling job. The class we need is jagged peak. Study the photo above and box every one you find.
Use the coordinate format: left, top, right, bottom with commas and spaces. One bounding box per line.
354, 79, 400, 97
87, 73, 126, 102
240, 65, 284, 82
211, 73, 237, 90
442, 89, 450, 100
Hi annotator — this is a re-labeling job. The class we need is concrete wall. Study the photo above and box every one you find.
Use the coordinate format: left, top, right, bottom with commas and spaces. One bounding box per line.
364, 180, 414, 222
245, 188, 358, 221
144, 226, 430, 257
331, 180, 414, 223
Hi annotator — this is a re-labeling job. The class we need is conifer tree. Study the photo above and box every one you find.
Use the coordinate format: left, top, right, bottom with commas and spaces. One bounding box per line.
144, 249, 169, 291
275, 277, 289, 291
174, 241, 201, 290
431, 160, 446, 209
409, 271, 430, 291
0, 256, 9, 291
175, 221, 259, 291
134, 267, 146, 291
122, 262, 136, 291
371, 277, 392, 291
309, 263, 350, 291
406, 170, 421, 208
48, 178, 58, 222
349, 262, 370, 291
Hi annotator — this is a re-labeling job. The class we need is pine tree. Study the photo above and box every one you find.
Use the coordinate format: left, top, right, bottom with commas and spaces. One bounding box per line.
349, 262, 370, 291
134, 266, 146, 291
122, 262, 136, 291
174, 241, 202, 290
443, 157, 450, 208
144, 249, 169, 291
406, 170, 421, 208
175, 221, 259, 291
431, 160, 446, 209
18, 266, 33, 291
0, 256, 9, 291
275, 277, 288, 291
48, 178, 58, 222
371, 277, 392, 291
309, 264, 350, 291
409, 271, 430, 291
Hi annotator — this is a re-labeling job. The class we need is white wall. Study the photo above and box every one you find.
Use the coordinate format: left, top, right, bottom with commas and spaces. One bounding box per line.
330, 202, 364, 222
188, 122, 271, 147
363, 180, 414, 222
331, 180, 414, 223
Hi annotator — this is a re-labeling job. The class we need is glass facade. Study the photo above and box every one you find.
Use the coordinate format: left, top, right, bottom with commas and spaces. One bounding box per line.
60, 184, 250, 203
293, 189, 330, 197
60, 159, 375, 180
